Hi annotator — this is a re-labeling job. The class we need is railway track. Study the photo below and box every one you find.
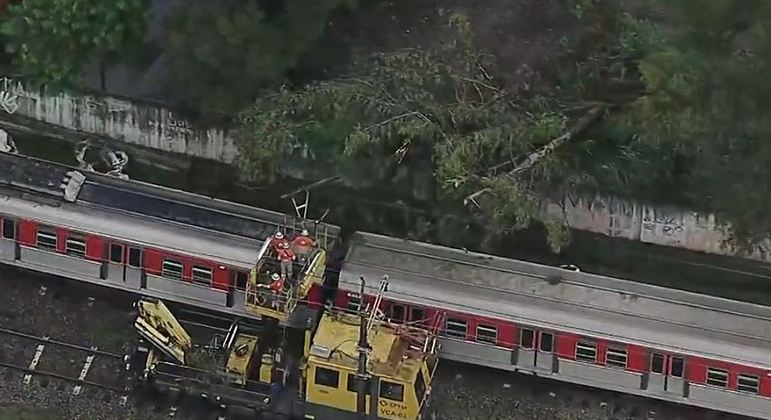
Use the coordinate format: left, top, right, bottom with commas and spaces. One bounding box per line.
0, 269, 753, 420
0, 326, 131, 399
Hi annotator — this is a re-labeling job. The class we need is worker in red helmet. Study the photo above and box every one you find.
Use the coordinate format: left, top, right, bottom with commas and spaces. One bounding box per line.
291, 229, 315, 262
276, 241, 296, 282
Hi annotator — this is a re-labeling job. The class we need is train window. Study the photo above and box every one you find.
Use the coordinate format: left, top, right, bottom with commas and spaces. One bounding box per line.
520, 328, 535, 349
410, 307, 425, 322
192, 266, 213, 286
575, 341, 597, 362
314, 367, 339, 388
128, 247, 142, 268
475, 324, 497, 345
445, 318, 467, 338
162, 259, 183, 279
65, 234, 86, 258
539, 332, 554, 353
650, 353, 665, 374
109, 244, 123, 263
389, 304, 405, 322
36, 228, 57, 250
1, 219, 15, 239
347, 293, 361, 312
235, 271, 248, 290
670, 356, 684, 378
346, 373, 359, 393
706, 367, 729, 388
737, 374, 760, 394
606, 348, 628, 368
414, 370, 426, 404
379, 380, 405, 402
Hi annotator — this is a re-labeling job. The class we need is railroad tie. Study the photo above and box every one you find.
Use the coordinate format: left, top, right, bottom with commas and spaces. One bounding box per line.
22, 344, 45, 385
72, 354, 95, 395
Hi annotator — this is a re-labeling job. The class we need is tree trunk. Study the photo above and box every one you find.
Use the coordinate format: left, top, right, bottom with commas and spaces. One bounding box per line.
464, 105, 606, 207
503, 105, 605, 179
99, 64, 107, 91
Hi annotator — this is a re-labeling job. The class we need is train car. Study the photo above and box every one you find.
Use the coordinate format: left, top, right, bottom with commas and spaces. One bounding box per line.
0, 152, 340, 324
337, 232, 771, 420
5, 151, 771, 418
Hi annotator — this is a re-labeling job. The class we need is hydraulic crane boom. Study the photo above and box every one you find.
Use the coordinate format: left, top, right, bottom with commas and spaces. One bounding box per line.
133, 298, 192, 364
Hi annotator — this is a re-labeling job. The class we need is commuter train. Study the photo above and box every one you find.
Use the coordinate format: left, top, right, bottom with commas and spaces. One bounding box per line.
1, 151, 770, 419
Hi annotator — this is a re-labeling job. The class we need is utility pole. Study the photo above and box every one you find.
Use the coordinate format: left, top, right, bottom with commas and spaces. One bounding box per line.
356, 276, 372, 420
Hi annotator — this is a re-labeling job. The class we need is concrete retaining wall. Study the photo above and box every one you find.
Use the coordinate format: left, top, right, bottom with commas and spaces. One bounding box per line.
1, 77, 238, 162
543, 195, 771, 262
2, 79, 768, 262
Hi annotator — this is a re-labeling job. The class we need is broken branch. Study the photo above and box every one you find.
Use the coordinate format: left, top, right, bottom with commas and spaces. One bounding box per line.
503, 105, 604, 179
464, 105, 605, 208
463, 187, 492, 209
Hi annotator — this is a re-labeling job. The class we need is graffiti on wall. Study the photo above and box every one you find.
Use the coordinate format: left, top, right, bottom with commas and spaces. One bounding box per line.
147, 110, 193, 135
0, 76, 24, 114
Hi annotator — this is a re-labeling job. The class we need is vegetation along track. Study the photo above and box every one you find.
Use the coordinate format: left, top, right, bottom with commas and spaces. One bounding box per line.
0, 326, 131, 398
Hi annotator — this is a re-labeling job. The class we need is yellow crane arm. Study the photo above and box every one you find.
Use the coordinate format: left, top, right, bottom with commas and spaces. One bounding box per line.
134, 298, 193, 365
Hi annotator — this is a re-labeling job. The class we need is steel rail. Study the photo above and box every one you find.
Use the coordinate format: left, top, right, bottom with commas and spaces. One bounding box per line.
0, 327, 123, 358
0, 360, 127, 393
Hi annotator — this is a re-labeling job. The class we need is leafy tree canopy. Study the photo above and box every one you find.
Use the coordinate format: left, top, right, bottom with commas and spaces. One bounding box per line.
236, 14, 600, 248
1, 0, 148, 88
164, 0, 357, 119
237, 1, 771, 249
613, 0, 771, 245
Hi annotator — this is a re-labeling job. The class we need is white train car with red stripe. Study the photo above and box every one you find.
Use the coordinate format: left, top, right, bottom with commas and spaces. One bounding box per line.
1, 152, 770, 418
0, 152, 339, 325
336, 232, 771, 419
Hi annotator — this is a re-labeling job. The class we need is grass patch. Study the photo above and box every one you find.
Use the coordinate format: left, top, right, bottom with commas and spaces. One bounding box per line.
0, 405, 58, 420
89, 318, 134, 350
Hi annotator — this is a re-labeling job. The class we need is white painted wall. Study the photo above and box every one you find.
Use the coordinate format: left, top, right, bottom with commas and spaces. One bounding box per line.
1, 77, 238, 162
2, 79, 769, 262
543, 195, 771, 262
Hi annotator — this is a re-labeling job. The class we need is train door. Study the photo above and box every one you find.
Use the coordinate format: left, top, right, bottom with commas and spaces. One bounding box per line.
515, 329, 554, 372
647, 353, 686, 396
125, 246, 144, 289
105, 243, 126, 284
0, 218, 16, 263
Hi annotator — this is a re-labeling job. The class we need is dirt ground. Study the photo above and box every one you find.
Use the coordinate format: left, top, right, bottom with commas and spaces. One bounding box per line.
338, 0, 577, 93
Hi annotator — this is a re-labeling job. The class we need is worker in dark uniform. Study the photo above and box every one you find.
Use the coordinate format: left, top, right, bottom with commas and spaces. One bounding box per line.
291, 229, 315, 262
276, 242, 296, 283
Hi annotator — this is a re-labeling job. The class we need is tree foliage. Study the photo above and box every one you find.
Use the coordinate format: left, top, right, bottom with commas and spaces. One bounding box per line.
614, 0, 771, 245
237, 1, 771, 248
1, 0, 148, 88
164, 0, 356, 118
237, 14, 591, 243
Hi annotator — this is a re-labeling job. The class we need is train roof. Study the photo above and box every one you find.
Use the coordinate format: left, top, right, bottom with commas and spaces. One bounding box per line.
0, 152, 341, 245
340, 232, 771, 369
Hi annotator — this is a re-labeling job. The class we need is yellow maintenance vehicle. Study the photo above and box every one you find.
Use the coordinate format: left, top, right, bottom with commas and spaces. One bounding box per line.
130, 277, 440, 419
